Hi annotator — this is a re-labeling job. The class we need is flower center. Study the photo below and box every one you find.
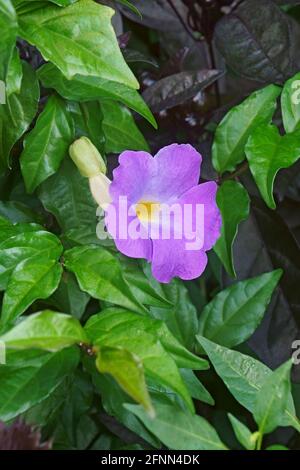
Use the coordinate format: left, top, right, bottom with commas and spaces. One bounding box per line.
135, 200, 160, 223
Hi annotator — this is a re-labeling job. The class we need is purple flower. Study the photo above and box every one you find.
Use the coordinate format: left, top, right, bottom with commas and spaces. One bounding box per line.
105, 144, 221, 283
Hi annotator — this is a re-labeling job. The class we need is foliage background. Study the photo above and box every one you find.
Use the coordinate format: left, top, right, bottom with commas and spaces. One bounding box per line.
0, 0, 300, 451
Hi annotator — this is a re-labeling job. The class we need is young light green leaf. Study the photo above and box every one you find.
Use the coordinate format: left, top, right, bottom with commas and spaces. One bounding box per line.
212, 85, 281, 174
85, 308, 196, 412
197, 270, 282, 349
214, 181, 250, 277
253, 360, 292, 435
245, 124, 300, 209
85, 308, 208, 371
0, 256, 62, 326
37, 63, 156, 127
228, 414, 256, 450
19, 0, 139, 88
64, 246, 148, 315
197, 336, 300, 433
0, 230, 63, 290
100, 101, 149, 153
0, 62, 39, 171
0, 0, 18, 82
281, 72, 300, 133
0, 310, 88, 350
20, 95, 74, 193
96, 346, 154, 416
0, 347, 79, 421
180, 369, 214, 406
126, 401, 227, 450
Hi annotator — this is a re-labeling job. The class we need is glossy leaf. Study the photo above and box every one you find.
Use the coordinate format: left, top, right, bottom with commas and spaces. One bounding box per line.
198, 270, 282, 349
100, 101, 149, 153
0, 0, 18, 82
214, 0, 299, 83
245, 124, 300, 209
0, 347, 79, 421
0, 230, 63, 290
37, 63, 156, 127
212, 85, 281, 174
6, 46, 22, 97
214, 181, 250, 276
18, 0, 138, 88
0, 256, 62, 326
126, 401, 227, 450
0, 62, 39, 171
254, 360, 292, 434
96, 346, 154, 415
49, 272, 90, 320
64, 246, 148, 315
20, 95, 74, 193
197, 336, 300, 432
0, 310, 88, 350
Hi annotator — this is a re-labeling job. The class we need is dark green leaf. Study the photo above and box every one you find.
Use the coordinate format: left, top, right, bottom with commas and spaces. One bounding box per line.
6, 46, 22, 96
0, 0, 18, 82
0, 62, 39, 171
228, 414, 255, 450
49, 272, 90, 320
198, 270, 282, 349
212, 85, 280, 174
180, 369, 214, 406
281, 72, 300, 133
214, 181, 250, 276
0, 347, 79, 422
20, 95, 74, 193
0, 310, 88, 350
68, 100, 105, 153
245, 124, 300, 209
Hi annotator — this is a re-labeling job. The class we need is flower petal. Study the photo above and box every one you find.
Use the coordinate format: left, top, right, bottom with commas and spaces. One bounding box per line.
153, 144, 202, 201
151, 237, 208, 283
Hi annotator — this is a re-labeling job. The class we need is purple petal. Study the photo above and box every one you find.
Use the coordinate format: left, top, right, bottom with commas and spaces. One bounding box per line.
151, 237, 208, 283
153, 144, 202, 201
178, 181, 221, 250
109, 150, 155, 204
105, 202, 152, 261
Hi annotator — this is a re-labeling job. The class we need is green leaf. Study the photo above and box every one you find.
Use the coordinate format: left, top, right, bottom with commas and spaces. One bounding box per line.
228, 414, 255, 450
20, 95, 74, 193
0, 230, 63, 290
68, 100, 105, 153
0, 61, 39, 172
0, 0, 18, 82
0, 256, 63, 326
85, 308, 197, 412
85, 308, 208, 371
126, 401, 227, 450
0, 347, 79, 422
197, 336, 300, 433
19, 0, 139, 88
180, 369, 215, 406
0, 310, 88, 350
212, 85, 281, 174
197, 270, 282, 349
49, 271, 90, 320
254, 360, 292, 435
120, 257, 172, 309
38, 158, 97, 232
37, 63, 156, 127
6, 46, 22, 96
96, 346, 154, 416
214, 181, 250, 277
0, 221, 42, 244
245, 124, 300, 209
100, 101, 149, 153
281, 72, 300, 133
150, 276, 199, 350
0, 200, 43, 224
64, 246, 148, 315
266, 445, 289, 450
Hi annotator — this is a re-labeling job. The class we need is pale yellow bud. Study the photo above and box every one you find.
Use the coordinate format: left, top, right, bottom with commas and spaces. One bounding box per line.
69, 137, 107, 177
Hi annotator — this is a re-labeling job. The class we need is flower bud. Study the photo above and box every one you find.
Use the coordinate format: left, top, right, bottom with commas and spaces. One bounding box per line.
69, 137, 107, 177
